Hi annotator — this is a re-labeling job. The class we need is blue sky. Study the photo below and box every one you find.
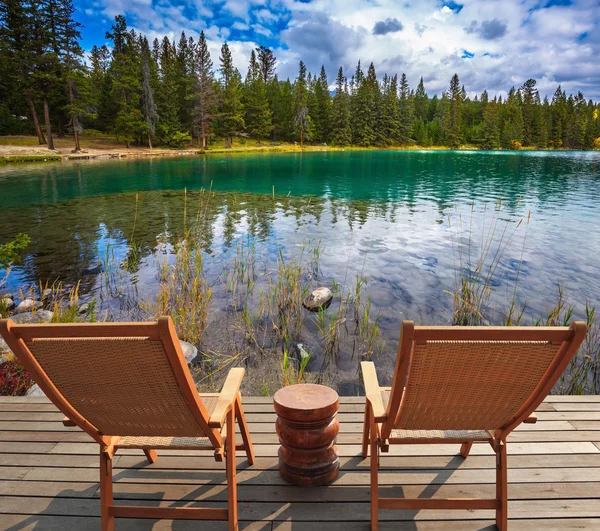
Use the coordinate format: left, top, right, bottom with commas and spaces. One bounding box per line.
74, 0, 600, 99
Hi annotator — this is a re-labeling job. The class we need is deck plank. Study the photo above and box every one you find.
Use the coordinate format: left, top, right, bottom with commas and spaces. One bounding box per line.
0, 396, 598, 529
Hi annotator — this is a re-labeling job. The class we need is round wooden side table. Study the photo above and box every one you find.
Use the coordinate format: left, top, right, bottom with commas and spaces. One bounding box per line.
273, 383, 340, 486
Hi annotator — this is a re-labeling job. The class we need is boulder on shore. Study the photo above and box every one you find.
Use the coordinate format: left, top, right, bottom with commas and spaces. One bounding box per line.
1, 297, 15, 311
11, 310, 54, 324
14, 299, 43, 314
303, 287, 333, 312
41, 288, 53, 300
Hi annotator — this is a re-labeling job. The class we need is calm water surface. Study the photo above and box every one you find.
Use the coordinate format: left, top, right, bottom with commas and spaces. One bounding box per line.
1, 150, 599, 390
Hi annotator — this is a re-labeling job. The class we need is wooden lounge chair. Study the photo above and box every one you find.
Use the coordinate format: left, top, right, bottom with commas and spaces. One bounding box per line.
0, 316, 254, 531
361, 320, 586, 530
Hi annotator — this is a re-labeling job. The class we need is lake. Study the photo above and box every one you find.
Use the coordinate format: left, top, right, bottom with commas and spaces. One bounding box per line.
1, 150, 599, 392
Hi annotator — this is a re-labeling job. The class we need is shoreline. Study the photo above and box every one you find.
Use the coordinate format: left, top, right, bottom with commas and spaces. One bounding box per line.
0, 136, 593, 165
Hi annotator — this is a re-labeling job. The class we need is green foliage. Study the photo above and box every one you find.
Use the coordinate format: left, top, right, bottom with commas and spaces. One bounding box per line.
243, 50, 272, 143
0, 234, 31, 269
218, 43, 245, 147
329, 67, 351, 146
444, 73, 463, 148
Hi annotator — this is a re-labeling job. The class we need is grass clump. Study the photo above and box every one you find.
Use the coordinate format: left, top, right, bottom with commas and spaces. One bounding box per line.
447, 200, 599, 394
152, 238, 213, 346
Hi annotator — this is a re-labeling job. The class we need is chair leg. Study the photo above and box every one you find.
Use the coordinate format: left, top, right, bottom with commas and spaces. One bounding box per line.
496, 441, 508, 531
236, 395, 255, 465
143, 449, 157, 463
362, 404, 370, 458
460, 442, 473, 458
369, 413, 379, 531
227, 406, 238, 531
100, 450, 115, 531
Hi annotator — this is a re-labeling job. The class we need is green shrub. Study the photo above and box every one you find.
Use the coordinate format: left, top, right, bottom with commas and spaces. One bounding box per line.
0, 234, 31, 269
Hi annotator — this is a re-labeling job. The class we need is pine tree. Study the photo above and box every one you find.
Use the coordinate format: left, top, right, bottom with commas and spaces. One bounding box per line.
175, 32, 195, 133
519, 78, 539, 146
244, 50, 272, 142
330, 67, 351, 145
140, 36, 158, 148
0, 0, 46, 144
398, 73, 413, 144
256, 45, 276, 84
293, 61, 311, 146
380, 74, 399, 145
106, 16, 146, 148
444, 73, 463, 148
32, 0, 65, 149
351, 61, 375, 146
481, 98, 500, 149
271, 77, 294, 141
89, 45, 113, 131
219, 43, 244, 147
193, 31, 214, 149
414, 77, 428, 121
156, 37, 183, 145
58, 0, 94, 152
551, 85, 566, 148
501, 87, 524, 149
313, 65, 331, 143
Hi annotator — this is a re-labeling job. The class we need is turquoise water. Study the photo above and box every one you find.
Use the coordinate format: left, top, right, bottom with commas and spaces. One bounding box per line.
2, 150, 600, 207
1, 150, 599, 389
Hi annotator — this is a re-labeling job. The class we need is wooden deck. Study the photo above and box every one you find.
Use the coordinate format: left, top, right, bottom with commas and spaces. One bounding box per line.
1, 395, 600, 530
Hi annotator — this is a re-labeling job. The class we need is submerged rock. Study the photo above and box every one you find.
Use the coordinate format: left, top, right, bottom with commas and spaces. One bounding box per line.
14, 299, 43, 314
81, 264, 104, 276
303, 287, 333, 312
290, 342, 311, 362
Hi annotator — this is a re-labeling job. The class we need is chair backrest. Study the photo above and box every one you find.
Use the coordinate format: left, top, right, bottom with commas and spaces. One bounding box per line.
381, 320, 586, 440
0, 317, 221, 447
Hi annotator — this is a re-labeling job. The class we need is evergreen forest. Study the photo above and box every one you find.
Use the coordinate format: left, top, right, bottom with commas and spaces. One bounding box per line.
1, 2, 599, 151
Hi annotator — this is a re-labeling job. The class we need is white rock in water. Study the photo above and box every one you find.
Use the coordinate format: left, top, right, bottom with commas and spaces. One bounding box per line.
12, 310, 54, 323
14, 299, 43, 314
78, 303, 90, 315
41, 288, 53, 300
303, 287, 333, 312
1, 297, 14, 311
179, 340, 198, 364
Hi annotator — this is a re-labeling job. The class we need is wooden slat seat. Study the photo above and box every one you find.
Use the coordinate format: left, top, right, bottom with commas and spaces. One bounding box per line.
389, 429, 490, 440
116, 435, 214, 449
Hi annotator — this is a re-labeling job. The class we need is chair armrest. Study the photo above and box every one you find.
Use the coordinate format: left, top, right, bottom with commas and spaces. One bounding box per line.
361, 361, 386, 421
208, 367, 245, 428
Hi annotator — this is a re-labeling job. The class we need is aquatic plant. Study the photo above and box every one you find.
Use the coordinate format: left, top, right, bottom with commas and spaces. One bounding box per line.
447, 201, 599, 394
280, 347, 312, 386
447, 200, 529, 326
151, 238, 213, 346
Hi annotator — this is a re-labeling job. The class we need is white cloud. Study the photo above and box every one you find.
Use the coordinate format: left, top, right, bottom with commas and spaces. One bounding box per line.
90, 0, 600, 99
